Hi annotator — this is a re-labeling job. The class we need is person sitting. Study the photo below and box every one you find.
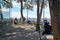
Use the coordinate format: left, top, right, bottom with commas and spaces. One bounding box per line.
42, 20, 52, 35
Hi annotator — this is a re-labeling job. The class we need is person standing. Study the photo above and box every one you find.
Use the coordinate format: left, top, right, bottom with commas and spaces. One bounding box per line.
14, 18, 18, 25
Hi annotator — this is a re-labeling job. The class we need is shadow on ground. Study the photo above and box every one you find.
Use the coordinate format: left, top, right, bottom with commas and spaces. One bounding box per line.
1, 27, 41, 40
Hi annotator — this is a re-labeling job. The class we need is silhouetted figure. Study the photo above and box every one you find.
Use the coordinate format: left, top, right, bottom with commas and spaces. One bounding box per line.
14, 18, 18, 25
27, 20, 31, 24
42, 20, 52, 35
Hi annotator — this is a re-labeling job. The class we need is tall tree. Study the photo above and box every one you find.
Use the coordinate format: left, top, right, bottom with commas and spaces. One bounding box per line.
16, 0, 26, 24
39, 0, 44, 22
0, 0, 12, 19
0, 5, 3, 19
36, 0, 47, 29
36, 0, 41, 40
37, 0, 40, 27
38, 0, 47, 23
49, 0, 60, 40
20, 0, 26, 24
16, 0, 33, 24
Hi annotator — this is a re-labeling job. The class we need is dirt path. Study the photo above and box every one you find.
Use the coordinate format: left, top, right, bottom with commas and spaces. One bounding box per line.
1, 25, 53, 40
2, 25, 40, 40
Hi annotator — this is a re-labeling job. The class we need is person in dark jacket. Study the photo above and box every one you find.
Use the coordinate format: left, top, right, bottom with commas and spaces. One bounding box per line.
14, 18, 18, 25
42, 20, 52, 35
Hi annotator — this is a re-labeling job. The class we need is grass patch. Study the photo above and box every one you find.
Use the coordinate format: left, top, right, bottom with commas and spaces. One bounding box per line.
39, 24, 44, 29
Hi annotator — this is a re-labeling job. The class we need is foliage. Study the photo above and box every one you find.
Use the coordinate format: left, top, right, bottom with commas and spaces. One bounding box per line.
23, 2, 33, 10
0, 0, 13, 19
3, 0, 13, 8
39, 24, 44, 29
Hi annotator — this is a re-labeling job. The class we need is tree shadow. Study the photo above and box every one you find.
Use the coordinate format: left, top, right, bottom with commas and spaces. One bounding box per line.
0, 26, 48, 40
2, 27, 39, 40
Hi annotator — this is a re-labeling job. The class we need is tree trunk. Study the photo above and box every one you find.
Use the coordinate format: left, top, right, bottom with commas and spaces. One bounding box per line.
49, 0, 60, 40
39, 0, 44, 21
37, 0, 40, 30
53, 0, 60, 40
36, 0, 44, 30
0, 5, 3, 19
21, 0, 25, 24
37, 0, 41, 40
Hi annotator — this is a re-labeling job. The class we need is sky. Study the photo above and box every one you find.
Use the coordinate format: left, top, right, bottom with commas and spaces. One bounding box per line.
2, 0, 50, 19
